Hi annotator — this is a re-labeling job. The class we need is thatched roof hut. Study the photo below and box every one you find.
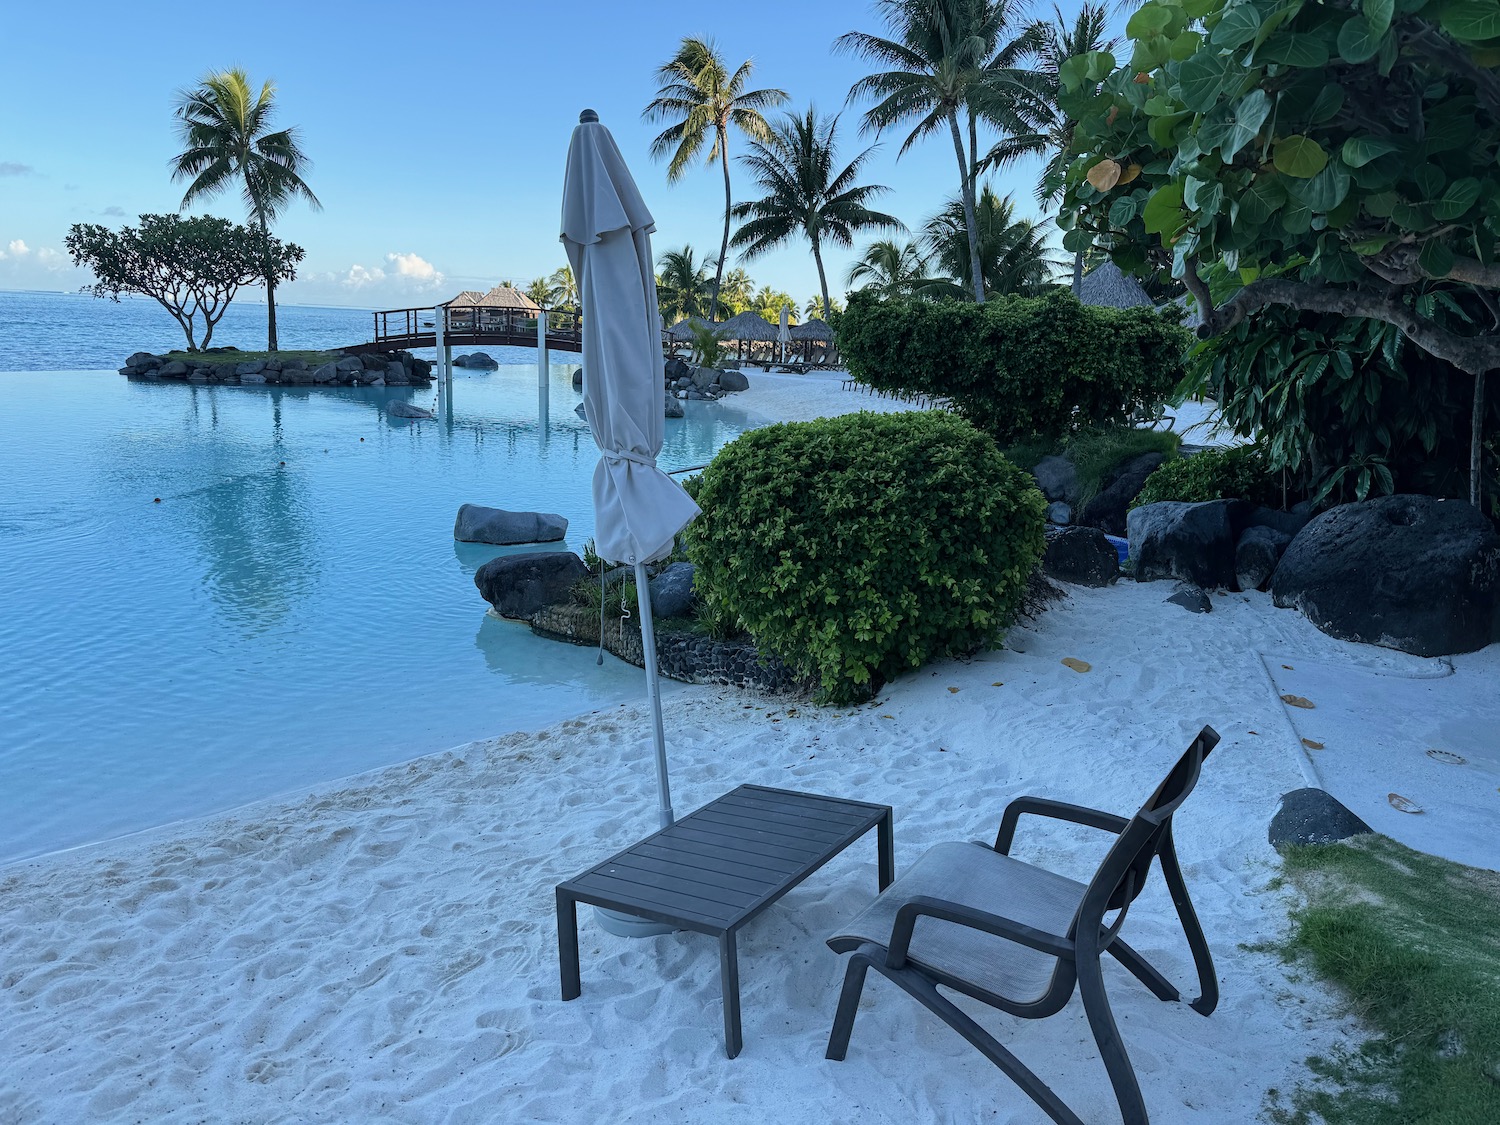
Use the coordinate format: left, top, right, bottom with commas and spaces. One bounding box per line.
789, 318, 834, 342
1077, 262, 1153, 310
444, 290, 487, 307
716, 311, 780, 342
477, 285, 543, 314
666, 316, 715, 342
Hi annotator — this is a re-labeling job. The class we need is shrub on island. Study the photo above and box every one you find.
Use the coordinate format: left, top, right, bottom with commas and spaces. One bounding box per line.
684, 411, 1046, 704
1132, 445, 1278, 509
836, 289, 1189, 446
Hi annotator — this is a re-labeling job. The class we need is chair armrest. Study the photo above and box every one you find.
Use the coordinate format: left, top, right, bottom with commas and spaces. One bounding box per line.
993, 798, 1130, 854
886, 895, 1073, 971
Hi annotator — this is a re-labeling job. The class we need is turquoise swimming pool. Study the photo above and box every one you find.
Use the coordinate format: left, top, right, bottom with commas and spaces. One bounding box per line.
0, 361, 757, 863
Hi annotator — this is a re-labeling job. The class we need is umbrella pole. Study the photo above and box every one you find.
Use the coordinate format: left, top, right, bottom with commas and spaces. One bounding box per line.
635, 560, 674, 828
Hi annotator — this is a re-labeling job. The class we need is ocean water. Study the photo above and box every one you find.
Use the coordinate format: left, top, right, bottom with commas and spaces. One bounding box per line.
0, 292, 756, 864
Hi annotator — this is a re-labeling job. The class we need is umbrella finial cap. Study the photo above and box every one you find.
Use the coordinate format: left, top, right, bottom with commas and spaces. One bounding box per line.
579, 109, 599, 124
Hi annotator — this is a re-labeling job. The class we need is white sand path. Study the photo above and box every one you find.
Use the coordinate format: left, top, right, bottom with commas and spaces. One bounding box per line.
0, 584, 1388, 1124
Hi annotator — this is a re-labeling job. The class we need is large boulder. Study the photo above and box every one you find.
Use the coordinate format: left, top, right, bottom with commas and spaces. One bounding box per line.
572, 368, 584, 390
1032, 455, 1078, 504
464, 351, 498, 370
718, 369, 749, 392
360, 353, 389, 371
388, 401, 434, 420
1271, 495, 1500, 656
335, 356, 364, 374
1269, 788, 1373, 848
1243, 504, 1314, 539
1080, 452, 1165, 536
1046, 501, 1072, 526
1127, 500, 1243, 589
158, 360, 189, 377
1042, 527, 1118, 587
455, 504, 567, 545
647, 562, 697, 618
384, 360, 409, 384
475, 551, 589, 619
1235, 525, 1291, 592
664, 391, 684, 419
664, 356, 691, 382
691, 365, 719, 390
125, 351, 159, 369
410, 356, 433, 380
234, 360, 266, 376
311, 361, 339, 383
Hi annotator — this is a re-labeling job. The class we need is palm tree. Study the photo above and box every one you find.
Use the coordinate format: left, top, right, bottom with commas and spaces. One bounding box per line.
805, 294, 844, 320
730, 107, 902, 325
644, 38, 788, 320
547, 264, 578, 307
845, 238, 933, 299
525, 277, 554, 308
751, 286, 799, 323
718, 267, 756, 316
981, 3, 1114, 293
171, 68, 320, 352
923, 185, 1059, 297
837, 0, 1047, 304
655, 245, 713, 322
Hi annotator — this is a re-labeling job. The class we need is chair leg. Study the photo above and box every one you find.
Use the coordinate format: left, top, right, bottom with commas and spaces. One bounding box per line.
1107, 937, 1180, 1003
825, 950, 873, 1061
1157, 839, 1219, 1016
1077, 953, 1149, 1125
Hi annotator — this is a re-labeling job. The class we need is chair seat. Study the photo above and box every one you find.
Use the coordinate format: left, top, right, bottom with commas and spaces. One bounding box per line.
830, 841, 1086, 1004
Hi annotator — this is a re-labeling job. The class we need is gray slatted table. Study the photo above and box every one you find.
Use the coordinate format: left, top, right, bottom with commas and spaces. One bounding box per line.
557, 784, 894, 1058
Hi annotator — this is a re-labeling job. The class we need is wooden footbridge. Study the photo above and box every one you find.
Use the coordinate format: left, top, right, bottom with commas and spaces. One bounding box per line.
340, 304, 583, 355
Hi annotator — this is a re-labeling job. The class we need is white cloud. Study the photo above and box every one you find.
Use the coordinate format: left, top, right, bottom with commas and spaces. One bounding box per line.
340, 264, 387, 288
386, 251, 441, 284
36, 248, 67, 270
6, 239, 30, 257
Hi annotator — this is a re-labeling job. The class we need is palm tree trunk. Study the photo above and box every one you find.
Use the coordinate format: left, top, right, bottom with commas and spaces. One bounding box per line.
266, 274, 279, 352
967, 110, 979, 196
812, 236, 830, 328
948, 114, 986, 305
713, 125, 731, 322
1072, 249, 1084, 296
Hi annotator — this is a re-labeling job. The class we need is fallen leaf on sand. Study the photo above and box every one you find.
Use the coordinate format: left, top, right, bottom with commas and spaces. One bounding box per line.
1248, 730, 1259, 735
1388, 793, 1424, 814
1282, 664, 1294, 670
948, 686, 960, 693
1426, 749, 1467, 765
1280, 694, 1316, 709
1062, 658, 1091, 673
991, 682, 1004, 687
880, 714, 895, 720
1301, 738, 1325, 750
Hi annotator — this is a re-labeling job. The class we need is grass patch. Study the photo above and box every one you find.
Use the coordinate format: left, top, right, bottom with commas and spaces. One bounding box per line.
1003, 425, 1181, 510
1271, 836, 1500, 1124
161, 349, 339, 367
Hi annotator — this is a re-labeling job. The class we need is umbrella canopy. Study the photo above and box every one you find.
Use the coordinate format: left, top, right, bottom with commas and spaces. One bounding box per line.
716, 310, 780, 342
561, 108, 700, 838
777, 306, 791, 344
561, 111, 700, 568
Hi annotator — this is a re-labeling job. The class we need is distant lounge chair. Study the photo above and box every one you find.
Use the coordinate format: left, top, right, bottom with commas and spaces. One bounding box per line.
825, 726, 1221, 1125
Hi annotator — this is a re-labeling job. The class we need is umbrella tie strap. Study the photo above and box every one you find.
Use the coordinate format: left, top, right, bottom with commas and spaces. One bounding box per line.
601, 449, 656, 468
597, 562, 605, 666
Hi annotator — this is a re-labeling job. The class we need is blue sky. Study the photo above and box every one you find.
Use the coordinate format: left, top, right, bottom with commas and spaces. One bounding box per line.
0, 0, 1100, 310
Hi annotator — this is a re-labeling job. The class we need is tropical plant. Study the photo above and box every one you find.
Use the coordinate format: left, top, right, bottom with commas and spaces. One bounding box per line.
718, 266, 755, 315
546, 264, 578, 307
805, 294, 844, 320
525, 277, 553, 309
66, 214, 303, 351
655, 246, 713, 322
686, 321, 729, 368
838, 288, 1188, 444
923, 184, 1059, 297
982, 2, 1115, 292
170, 68, 319, 352
838, 0, 1049, 303
1057, 0, 1500, 507
685, 410, 1046, 703
644, 37, 788, 320
750, 285, 799, 323
1132, 445, 1277, 509
730, 107, 902, 322
845, 238, 934, 298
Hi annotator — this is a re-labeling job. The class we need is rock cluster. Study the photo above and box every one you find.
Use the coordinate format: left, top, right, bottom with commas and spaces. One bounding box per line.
660, 355, 749, 403
120, 350, 433, 387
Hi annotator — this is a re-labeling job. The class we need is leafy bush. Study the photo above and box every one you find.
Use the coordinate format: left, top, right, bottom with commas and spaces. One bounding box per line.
685, 411, 1046, 703
686, 322, 728, 368
837, 289, 1189, 446
1132, 445, 1277, 508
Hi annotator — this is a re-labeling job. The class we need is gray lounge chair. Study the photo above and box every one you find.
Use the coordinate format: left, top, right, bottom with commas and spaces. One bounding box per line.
825, 726, 1221, 1125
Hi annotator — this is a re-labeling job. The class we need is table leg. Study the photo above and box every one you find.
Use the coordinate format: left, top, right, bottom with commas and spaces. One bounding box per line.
719, 932, 742, 1059
557, 890, 581, 1001
877, 810, 895, 891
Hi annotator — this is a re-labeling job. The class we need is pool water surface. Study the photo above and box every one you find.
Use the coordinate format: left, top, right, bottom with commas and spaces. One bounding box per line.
0, 364, 757, 864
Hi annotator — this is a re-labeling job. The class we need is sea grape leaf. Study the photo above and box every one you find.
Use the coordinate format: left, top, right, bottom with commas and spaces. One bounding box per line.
1363, 0, 1395, 35
1259, 32, 1330, 67
1287, 162, 1352, 211
1274, 135, 1329, 178
1341, 136, 1402, 168
1337, 16, 1382, 63
1143, 181, 1187, 236
1431, 177, 1482, 220
1210, 4, 1263, 48
1177, 52, 1238, 112
1238, 174, 1288, 224
1418, 239, 1455, 277
1440, 0, 1500, 41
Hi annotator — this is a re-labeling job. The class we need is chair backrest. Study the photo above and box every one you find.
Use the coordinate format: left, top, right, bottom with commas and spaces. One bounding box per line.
1072, 726, 1220, 935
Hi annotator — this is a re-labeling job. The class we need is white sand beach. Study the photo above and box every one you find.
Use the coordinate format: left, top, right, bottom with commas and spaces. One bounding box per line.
7, 579, 1445, 1125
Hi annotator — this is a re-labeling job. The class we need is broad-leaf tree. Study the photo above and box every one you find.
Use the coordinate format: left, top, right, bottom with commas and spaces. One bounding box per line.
1058, 0, 1500, 506
924, 185, 1059, 297
644, 38, 788, 321
66, 214, 303, 351
731, 107, 903, 322
171, 68, 319, 352
838, 0, 1049, 303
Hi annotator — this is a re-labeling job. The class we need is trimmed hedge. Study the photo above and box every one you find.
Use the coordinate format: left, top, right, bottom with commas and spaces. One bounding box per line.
684, 411, 1046, 704
1131, 445, 1278, 508
838, 289, 1189, 446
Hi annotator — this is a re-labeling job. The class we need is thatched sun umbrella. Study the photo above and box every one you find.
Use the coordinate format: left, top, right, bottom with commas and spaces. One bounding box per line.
789, 317, 835, 364
716, 311, 779, 363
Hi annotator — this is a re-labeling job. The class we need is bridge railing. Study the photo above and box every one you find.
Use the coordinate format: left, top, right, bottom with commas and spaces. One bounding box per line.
369, 304, 584, 350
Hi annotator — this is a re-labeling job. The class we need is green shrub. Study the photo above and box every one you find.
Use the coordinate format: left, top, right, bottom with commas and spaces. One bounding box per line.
1131, 445, 1277, 509
837, 289, 1190, 446
684, 411, 1046, 704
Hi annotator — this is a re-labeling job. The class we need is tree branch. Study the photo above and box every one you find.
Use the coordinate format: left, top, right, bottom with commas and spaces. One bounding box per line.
1200, 278, 1500, 375
1406, 22, 1500, 118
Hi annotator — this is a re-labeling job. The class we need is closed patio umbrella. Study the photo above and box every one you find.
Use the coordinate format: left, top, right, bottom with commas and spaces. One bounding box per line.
777, 306, 790, 364
561, 108, 701, 835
